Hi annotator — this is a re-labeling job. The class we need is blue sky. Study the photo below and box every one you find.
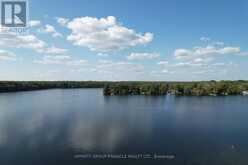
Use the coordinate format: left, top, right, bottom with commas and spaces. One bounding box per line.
0, 0, 248, 81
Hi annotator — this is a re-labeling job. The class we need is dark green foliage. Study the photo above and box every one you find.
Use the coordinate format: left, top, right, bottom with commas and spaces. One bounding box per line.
0, 81, 110, 93
1, 81, 248, 96
103, 81, 248, 96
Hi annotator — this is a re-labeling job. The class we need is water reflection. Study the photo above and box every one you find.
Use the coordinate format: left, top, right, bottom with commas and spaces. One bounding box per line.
67, 107, 153, 152
0, 90, 248, 164
0, 90, 154, 153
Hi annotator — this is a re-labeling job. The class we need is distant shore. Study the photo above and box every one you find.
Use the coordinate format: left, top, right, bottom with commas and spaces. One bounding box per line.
103, 81, 248, 96
0, 81, 108, 93
1, 81, 248, 96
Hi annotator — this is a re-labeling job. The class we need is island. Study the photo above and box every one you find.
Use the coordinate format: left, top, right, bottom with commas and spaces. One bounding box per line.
103, 81, 248, 96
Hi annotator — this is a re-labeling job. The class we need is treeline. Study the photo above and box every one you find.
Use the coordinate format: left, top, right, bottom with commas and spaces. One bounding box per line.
103, 81, 248, 96
1, 81, 248, 96
0, 81, 110, 93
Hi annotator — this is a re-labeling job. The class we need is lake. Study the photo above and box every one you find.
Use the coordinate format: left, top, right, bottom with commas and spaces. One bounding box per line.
0, 89, 248, 165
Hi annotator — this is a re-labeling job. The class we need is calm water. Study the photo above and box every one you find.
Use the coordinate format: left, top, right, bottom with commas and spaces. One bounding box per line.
0, 89, 248, 165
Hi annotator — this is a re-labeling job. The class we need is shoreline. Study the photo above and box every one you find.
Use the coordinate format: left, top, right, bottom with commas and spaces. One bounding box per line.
1, 81, 248, 96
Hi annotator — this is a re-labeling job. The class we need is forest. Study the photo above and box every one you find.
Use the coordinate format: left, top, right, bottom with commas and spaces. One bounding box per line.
0, 81, 109, 92
103, 81, 248, 96
1, 81, 248, 96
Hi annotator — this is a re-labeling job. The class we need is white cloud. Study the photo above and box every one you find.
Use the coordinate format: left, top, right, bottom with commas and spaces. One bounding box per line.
150, 69, 174, 76
157, 61, 169, 65
218, 47, 240, 54
0, 32, 66, 55
0, 50, 16, 61
96, 60, 144, 73
66, 16, 153, 52
172, 62, 206, 67
44, 25, 55, 33
172, 40, 245, 79
192, 57, 213, 63
29, 20, 41, 27
212, 62, 225, 66
70, 59, 88, 66
83, 60, 147, 80
127, 52, 160, 60
174, 49, 192, 60
169, 61, 235, 69
42, 46, 68, 54
35, 55, 71, 64
0, 33, 46, 50
44, 24, 62, 38
200, 37, 211, 42
174, 45, 240, 61
56, 17, 69, 26
212, 41, 224, 46
97, 53, 109, 57
192, 58, 204, 63
162, 69, 169, 73
212, 62, 234, 67
34, 55, 87, 66
52, 33, 62, 38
